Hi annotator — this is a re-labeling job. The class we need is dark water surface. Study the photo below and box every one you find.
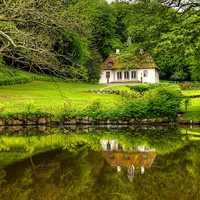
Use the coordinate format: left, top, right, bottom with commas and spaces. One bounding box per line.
0, 126, 200, 200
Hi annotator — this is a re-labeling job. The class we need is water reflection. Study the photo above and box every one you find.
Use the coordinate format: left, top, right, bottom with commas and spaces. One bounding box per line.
101, 140, 156, 181
0, 127, 199, 200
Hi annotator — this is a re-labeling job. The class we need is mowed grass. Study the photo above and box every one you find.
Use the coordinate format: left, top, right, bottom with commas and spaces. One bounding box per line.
181, 89, 200, 121
182, 89, 200, 97
0, 81, 122, 115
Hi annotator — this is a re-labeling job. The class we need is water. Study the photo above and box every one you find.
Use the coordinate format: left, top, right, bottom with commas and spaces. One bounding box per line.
0, 126, 200, 200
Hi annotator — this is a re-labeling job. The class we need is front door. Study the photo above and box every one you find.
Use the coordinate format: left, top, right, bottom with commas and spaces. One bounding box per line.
106, 71, 111, 84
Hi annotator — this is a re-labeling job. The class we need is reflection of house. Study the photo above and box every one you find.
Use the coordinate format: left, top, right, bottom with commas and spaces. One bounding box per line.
101, 140, 157, 182
101, 140, 123, 151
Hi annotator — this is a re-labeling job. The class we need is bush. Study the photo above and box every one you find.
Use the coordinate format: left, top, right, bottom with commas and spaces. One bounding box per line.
88, 88, 139, 99
119, 99, 149, 119
111, 85, 182, 120
145, 86, 182, 119
179, 81, 200, 90
82, 101, 103, 119
129, 84, 151, 94
77, 85, 182, 121
179, 82, 193, 90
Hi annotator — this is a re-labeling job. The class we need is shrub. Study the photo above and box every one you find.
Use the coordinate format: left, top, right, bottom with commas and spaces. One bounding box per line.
62, 101, 80, 119
179, 82, 193, 90
129, 83, 174, 94
82, 101, 103, 119
129, 84, 151, 94
88, 88, 140, 99
179, 81, 200, 90
61, 85, 182, 121
112, 85, 182, 120
145, 86, 182, 120
119, 99, 149, 119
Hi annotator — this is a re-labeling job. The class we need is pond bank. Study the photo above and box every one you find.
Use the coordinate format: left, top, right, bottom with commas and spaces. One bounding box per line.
0, 123, 199, 136
0, 115, 200, 129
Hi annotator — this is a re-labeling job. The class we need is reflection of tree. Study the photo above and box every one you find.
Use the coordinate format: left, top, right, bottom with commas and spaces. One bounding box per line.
0, 128, 200, 199
0, 169, 6, 199
0, 127, 188, 167
0, 140, 200, 200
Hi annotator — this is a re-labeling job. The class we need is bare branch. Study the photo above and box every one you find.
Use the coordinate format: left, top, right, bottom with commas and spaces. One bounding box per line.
0, 30, 17, 47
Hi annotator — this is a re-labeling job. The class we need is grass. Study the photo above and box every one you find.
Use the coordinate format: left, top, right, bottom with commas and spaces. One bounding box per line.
0, 64, 199, 121
100, 84, 132, 92
0, 64, 122, 116
0, 63, 62, 86
0, 81, 121, 116
182, 90, 200, 97
181, 89, 200, 122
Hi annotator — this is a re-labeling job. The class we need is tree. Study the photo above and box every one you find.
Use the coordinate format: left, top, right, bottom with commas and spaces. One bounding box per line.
0, 0, 92, 79
154, 10, 200, 80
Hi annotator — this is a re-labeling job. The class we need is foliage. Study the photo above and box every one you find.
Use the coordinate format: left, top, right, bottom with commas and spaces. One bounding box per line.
0, 0, 112, 81
129, 84, 151, 94
112, 1, 200, 81
0, 81, 182, 120
0, 0, 200, 81
146, 86, 182, 119
0, 59, 63, 86
179, 82, 193, 90
88, 85, 139, 98
180, 82, 200, 90
69, 84, 182, 120
0, 127, 200, 200
129, 83, 173, 94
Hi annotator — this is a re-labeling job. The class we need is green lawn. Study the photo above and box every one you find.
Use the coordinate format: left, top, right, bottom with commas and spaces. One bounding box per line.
0, 78, 199, 121
182, 89, 200, 97
0, 81, 121, 115
181, 89, 200, 122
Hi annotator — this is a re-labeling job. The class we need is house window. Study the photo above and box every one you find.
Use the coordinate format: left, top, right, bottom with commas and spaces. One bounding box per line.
106, 71, 110, 78
144, 70, 148, 77
107, 61, 113, 69
124, 71, 129, 79
131, 71, 137, 79
117, 71, 122, 80
107, 142, 111, 151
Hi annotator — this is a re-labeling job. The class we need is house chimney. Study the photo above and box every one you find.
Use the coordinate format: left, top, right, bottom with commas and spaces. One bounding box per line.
116, 49, 120, 54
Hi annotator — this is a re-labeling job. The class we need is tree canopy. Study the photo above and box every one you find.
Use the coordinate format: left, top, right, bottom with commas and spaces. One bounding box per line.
0, 0, 200, 81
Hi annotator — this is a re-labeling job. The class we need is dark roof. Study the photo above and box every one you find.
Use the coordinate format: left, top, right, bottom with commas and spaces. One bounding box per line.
101, 51, 158, 70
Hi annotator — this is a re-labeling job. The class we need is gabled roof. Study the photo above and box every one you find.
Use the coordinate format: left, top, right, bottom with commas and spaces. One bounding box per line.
101, 51, 158, 70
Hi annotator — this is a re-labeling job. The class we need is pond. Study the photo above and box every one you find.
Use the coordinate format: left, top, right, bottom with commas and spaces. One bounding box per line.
0, 126, 200, 200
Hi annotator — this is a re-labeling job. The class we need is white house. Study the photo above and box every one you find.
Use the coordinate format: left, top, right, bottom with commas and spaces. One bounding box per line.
99, 49, 159, 84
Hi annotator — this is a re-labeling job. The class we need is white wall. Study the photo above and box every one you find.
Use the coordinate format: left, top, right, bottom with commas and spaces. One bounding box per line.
100, 140, 123, 151
99, 69, 159, 84
99, 70, 115, 84
137, 69, 159, 83
155, 69, 160, 82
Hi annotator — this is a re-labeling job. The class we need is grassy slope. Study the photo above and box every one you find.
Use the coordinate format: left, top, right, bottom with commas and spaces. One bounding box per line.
0, 63, 39, 84
0, 61, 67, 86
0, 64, 121, 115
0, 64, 199, 121
0, 81, 121, 115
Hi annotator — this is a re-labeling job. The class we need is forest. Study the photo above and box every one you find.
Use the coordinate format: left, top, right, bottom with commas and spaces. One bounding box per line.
0, 0, 200, 81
